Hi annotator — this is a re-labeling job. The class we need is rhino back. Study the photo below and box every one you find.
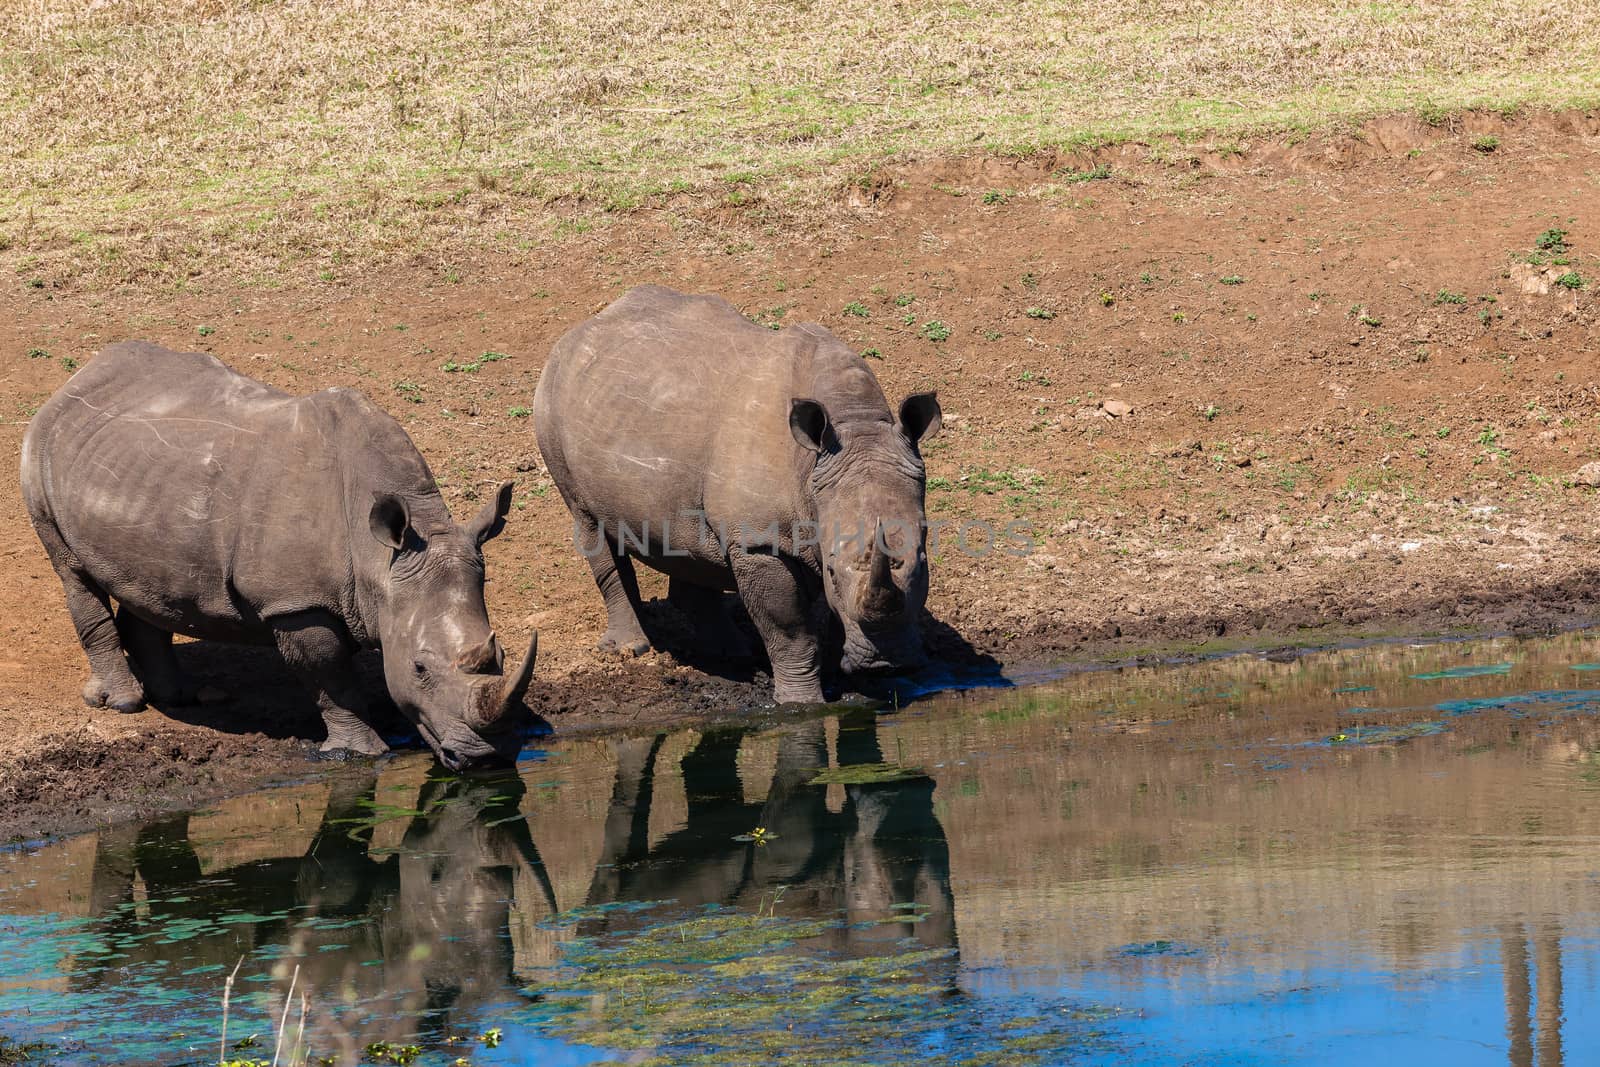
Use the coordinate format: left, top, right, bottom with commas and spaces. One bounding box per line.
23, 343, 414, 639
536, 286, 809, 556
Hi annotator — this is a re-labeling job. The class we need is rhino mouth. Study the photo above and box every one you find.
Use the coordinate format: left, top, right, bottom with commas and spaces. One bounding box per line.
840, 625, 927, 676
418, 718, 516, 772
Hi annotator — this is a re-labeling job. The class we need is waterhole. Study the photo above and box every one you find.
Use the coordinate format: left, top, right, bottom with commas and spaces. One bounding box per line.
6, 633, 1600, 1065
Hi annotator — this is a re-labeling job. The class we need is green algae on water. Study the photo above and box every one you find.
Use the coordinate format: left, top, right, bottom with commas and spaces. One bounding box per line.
808, 763, 926, 786
516, 906, 1110, 1066
1411, 663, 1512, 681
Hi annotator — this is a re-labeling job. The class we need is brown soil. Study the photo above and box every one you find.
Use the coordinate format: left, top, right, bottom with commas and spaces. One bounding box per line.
3, 110, 1599, 840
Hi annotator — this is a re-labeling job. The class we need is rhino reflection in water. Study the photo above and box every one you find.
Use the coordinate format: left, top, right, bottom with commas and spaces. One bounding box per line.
69, 712, 955, 1057
581, 710, 958, 975
79, 769, 556, 1057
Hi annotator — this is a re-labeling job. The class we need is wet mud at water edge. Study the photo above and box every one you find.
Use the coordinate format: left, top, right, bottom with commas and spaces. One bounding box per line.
7, 634, 1600, 1064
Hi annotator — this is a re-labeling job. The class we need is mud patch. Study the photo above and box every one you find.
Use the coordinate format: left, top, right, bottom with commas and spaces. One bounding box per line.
0, 727, 306, 844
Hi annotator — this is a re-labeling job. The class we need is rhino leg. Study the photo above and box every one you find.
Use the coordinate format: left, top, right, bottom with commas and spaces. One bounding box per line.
116, 609, 222, 706
49, 567, 145, 713
667, 577, 755, 661
577, 513, 650, 657
27, 509, 144, 712
272, 610, 388, 757
730, 551, 824, 704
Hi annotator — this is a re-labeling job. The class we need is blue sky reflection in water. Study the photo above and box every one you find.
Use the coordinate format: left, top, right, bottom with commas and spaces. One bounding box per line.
5, 633, 1600, 1064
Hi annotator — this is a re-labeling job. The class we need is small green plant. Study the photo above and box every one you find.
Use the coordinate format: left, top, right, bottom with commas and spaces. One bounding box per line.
982, 328, 1002, 341
1099, 292, 1115, 307
1556, 271, 1584, 290
1351, 306, 1382, 327
507, 405, 531, 417
61, 356, 79, 371
1172, 311, 1187, 323
1434, 289, 1466, 304
1201, 403, 1220, 421
1418, 102, 1451, 127
394, 381, 423, 403
26, 347, 49, 359
982, 189, 1010, 205
480, 1029, 503, 1049
1220, 274, 1243, 285
1021, 271, 1039, 289
1025, 306, 1055, 320
1017, 370, 1052, 385
1472, 135, 1500, 153
842, 301, 870, 317
1139, 271, 1154, 284
920, 320, 951, 342
26, 278, 44, 289
197, 324, 215, 337
441, 351, 510, 373
365, 1042, 423, 1065
860, 347, 882, 359
1535, 228, 1569, 251
1057, 163, 1111, 183
893, 292, 915, 307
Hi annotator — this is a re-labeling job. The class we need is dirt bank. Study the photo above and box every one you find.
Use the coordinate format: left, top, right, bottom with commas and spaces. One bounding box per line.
3, 112, 1599, 840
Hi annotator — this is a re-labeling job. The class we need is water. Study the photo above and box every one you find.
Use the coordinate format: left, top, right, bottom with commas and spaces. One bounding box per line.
7, 633, 1600, 1065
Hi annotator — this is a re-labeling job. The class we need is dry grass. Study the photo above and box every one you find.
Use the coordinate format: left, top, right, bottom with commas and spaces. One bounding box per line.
3, 0, 1599, 287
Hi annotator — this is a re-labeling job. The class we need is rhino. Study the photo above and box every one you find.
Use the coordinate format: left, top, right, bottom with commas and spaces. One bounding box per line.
20, 342, 536, 769
534, 285, 941, 703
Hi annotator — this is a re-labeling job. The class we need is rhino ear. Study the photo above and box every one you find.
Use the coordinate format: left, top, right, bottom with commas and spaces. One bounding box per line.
898, 391, 942, 445
467, 480, 515, 546
789, 398, 831, 454
369, 494, 411, 551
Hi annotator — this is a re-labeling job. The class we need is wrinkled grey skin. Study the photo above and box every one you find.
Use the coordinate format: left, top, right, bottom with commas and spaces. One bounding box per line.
20, 342, 536, 769
534, 285, 941, 703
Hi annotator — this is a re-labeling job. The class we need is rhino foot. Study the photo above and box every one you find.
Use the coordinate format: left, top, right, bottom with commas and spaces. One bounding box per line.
319, 725, 388, 759
597, 630, 651, 658
771, 679, 826, 705
82, 675, 146, 714
313, 745, 384, 764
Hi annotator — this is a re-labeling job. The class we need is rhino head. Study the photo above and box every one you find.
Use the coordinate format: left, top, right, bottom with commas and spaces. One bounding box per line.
790, 392, 942, 675
367, 481, 536, 771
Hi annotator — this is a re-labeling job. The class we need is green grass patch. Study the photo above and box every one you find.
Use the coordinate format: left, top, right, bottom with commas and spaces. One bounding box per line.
5, 1, 1600, 285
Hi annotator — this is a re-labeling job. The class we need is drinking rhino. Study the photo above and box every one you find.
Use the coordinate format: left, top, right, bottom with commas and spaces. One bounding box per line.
20, 342, 536, 769
533, 285, 941, 703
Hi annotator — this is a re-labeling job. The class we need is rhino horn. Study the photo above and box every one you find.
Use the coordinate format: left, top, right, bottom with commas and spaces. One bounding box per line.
454, 631, 504, 674
468, 630, 538, 731
860, 521, 904, 620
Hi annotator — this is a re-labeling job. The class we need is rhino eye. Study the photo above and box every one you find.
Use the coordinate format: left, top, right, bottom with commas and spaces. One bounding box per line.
413, 660, 428, 677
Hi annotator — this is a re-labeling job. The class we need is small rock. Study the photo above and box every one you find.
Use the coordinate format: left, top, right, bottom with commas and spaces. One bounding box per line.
1101, 399, 1134, 418
1231, 455, 1252, 468
1571, 462, 1600, 488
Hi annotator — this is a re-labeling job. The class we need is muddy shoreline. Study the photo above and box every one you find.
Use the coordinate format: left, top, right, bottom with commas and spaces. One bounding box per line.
6, 583, 1596, 847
